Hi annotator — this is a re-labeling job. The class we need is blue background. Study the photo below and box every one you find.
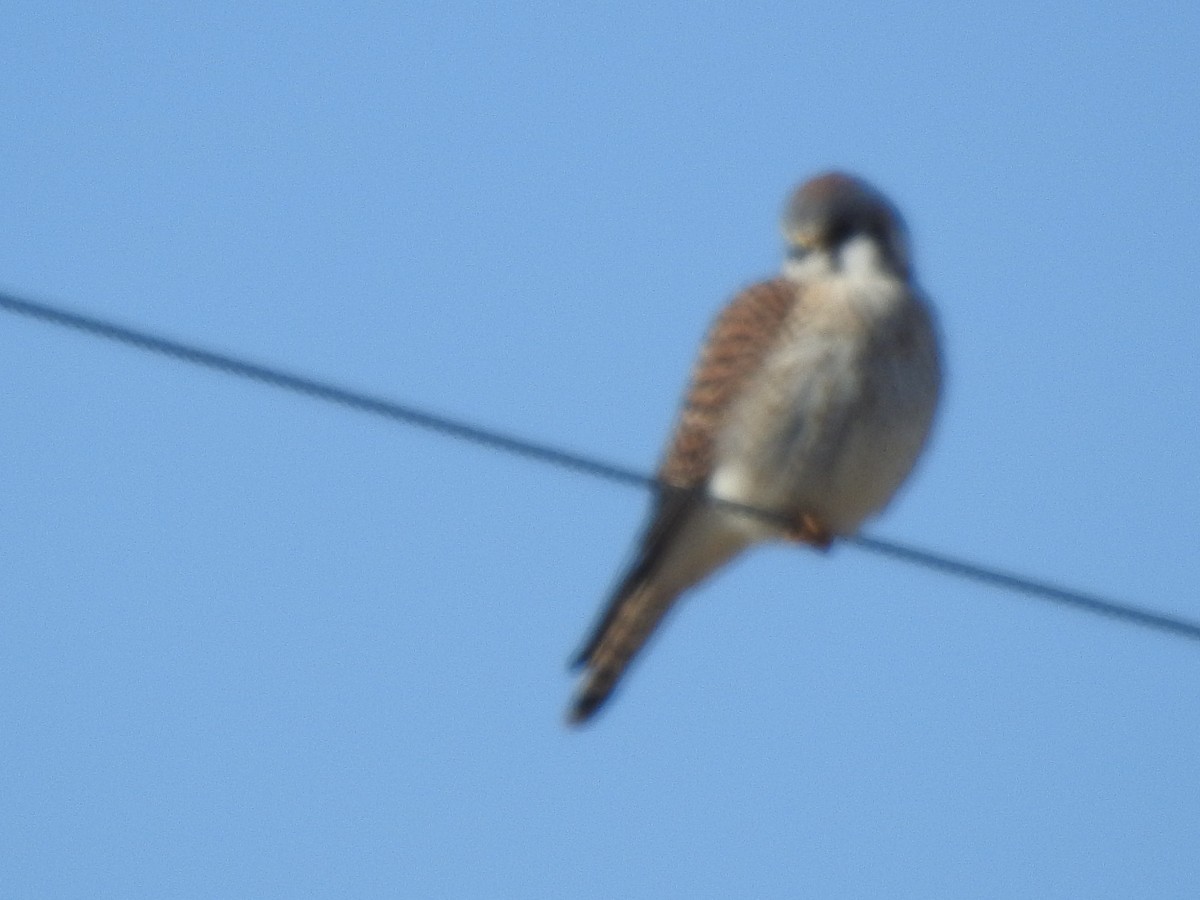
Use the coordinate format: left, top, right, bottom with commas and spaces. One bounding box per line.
3, 3, 1199, 897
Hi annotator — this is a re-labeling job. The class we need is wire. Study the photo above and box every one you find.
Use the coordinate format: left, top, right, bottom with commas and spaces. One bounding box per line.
0, 291, 655, 490
4, 289, 1199, 645
849, 534, 1200, 640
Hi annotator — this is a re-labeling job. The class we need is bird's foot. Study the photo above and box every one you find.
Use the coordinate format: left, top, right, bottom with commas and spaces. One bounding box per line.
787, 512, 833, 551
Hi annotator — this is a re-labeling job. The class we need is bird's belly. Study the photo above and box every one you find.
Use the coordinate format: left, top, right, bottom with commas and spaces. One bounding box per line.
799, 402, 930, 532
709, 340, 936, 536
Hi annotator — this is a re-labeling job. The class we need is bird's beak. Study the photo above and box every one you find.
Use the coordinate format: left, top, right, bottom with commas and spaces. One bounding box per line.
785, 226, 821, 259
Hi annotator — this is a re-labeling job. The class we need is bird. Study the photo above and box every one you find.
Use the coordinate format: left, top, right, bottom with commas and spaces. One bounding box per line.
567, 171, 942, 725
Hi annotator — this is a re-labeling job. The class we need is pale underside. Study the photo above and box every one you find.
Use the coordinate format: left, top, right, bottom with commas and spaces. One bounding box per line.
707, 273, 940, 538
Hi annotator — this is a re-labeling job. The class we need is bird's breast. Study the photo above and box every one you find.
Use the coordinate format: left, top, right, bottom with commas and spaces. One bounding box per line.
708, 277, 940, 535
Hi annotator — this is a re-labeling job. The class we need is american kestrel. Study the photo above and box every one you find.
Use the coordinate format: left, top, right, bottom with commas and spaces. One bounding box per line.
568, 172, 941, 724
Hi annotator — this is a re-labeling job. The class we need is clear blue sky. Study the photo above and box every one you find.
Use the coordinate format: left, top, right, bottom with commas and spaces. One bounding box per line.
3, 3, 1199, 897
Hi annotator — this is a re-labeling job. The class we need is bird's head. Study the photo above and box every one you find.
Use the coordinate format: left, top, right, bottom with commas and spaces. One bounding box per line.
783, 172, 911, 279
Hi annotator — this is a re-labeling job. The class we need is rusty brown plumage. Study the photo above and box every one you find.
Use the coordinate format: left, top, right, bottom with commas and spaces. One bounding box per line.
568, 279, 801, 724
659, 279, 801, 487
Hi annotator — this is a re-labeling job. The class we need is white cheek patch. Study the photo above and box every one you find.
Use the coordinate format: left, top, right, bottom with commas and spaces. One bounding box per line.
837, 235, 886, 276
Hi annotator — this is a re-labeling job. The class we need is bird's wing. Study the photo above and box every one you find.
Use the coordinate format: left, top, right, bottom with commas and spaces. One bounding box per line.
568, 279, 800, 723
657, 278, 801, 489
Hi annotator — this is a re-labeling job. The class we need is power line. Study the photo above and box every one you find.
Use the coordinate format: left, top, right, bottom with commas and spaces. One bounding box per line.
4, 289, 1198, 645
0, 291, 652, 491
849, 534, 1199, 640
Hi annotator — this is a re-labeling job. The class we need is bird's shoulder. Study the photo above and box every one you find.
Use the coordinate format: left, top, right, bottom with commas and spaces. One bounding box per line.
658, 277, 805, 488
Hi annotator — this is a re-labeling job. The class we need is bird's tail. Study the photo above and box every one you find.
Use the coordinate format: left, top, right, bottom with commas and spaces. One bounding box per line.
567, 582, 677, 725
567, 491, 756, 725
